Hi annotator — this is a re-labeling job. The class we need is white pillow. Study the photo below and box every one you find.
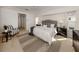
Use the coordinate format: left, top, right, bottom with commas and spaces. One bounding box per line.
51, 24, 55, 28
43, 25, 47, 28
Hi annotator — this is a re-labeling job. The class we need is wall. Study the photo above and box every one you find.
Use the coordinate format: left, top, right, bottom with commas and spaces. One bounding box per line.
0, 7, 36, 32
0, 7, 2, 32
38, 7, 79, 16
38, 7, 79, 30
26, 11, 36, 32
0, 6, 79, 32
75, 10, 79, 30
40, 13, 67, 27
0, 8, 18, 28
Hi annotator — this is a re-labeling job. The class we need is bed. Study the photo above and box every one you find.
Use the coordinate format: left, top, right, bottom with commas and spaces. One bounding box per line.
33, 20, 57, 45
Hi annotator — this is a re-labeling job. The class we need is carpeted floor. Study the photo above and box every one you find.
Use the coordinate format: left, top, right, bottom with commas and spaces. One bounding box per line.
18, 34, 74, 52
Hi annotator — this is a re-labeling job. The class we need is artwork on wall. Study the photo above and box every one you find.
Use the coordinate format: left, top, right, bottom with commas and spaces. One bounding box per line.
67, 16, 76, 30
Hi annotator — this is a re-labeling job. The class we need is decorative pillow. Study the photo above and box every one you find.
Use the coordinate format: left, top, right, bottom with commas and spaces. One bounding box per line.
51, 24, 55, 28
43, 25, 47, 28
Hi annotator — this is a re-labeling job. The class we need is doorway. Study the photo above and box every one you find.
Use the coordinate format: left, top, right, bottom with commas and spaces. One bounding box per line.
18, 13, 26, 31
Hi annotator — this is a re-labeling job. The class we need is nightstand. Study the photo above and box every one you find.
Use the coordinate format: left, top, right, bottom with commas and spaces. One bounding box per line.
67, 27, 74, 38
57, 27, 67, 37
29, 26, 35, 36
67, 30, 73, 38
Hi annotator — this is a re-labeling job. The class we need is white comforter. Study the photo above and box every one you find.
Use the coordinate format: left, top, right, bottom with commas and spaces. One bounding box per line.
33, 26, 57, 45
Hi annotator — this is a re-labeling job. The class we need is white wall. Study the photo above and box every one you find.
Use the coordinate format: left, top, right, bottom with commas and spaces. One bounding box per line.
38, 7, 79, 16
38, 7, 79, 30
26, 11, 36, 32
0, 7, 2, 32
40, 13, 67, 27
0, 8, 18, 28
1, 6, 79, 32
0, 7, 36, 32
75, 10, 79, 30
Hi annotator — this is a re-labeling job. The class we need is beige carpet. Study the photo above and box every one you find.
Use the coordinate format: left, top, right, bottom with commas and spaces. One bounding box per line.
19, 34, 74, 52
19, 35, 34, 44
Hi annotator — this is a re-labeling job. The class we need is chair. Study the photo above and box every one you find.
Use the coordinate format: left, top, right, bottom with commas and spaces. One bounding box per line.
8, 25, 19, 36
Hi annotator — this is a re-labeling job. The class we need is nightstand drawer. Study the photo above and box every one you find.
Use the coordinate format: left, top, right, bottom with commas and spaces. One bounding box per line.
67, 30, 73, 38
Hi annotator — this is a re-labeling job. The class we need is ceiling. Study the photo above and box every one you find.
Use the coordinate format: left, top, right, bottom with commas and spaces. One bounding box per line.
15, 6, 79, 15
15, 6, 65, 11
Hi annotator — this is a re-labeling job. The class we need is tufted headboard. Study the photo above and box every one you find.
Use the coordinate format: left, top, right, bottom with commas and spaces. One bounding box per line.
42, 20, 57, 27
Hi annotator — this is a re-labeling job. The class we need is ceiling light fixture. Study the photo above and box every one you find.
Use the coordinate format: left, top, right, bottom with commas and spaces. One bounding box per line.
25, 9, 29, 11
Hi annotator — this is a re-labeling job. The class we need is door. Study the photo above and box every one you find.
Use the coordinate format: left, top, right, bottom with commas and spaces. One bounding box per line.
18, 13, 26, 30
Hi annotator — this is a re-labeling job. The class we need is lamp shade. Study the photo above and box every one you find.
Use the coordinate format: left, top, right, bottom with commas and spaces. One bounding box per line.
35, 17, 39, 24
